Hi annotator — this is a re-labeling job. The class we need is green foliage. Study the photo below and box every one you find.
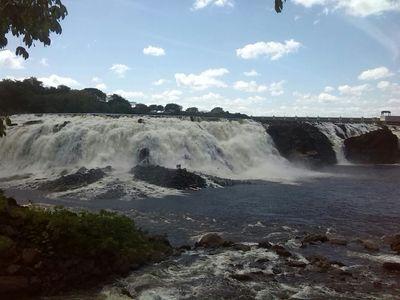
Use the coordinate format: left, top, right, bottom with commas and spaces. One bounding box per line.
0, 192, 170, 262
0, 0, 68, 59
0, 78, 133, 115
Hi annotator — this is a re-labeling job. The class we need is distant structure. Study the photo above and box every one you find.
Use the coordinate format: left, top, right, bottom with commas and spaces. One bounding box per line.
380, 111, 400, 125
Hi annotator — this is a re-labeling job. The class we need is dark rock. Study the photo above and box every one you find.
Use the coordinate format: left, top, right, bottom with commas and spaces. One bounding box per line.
271, 245, 292, 258
258, 240, 272, 249
266, 122, 337, 168
344, 127, 400, 164
178, 245, 192, 251
389, 234, 400, 254
382, 262, 400, 272
230, 273, 253, 282
133, 165, 206, 190
329, 238, 348, 246
196, 233, 230, 248
138, 148, 150, 165
22, 248, 41, 266
360, 240, 379, 252
302, 234, 329, 245
286, 260, 307, 268
0, 276, 30, 294
23, 120, 43, 126
138, 118, 144, 124
39, 168, 106, 192
53, 121, 70, 133
232, 243, 251, 252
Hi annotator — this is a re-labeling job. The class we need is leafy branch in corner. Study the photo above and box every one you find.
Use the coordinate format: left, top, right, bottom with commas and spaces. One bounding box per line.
0, 0, 68, 59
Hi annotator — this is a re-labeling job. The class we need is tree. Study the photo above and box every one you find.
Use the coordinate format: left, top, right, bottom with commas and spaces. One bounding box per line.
164, 103, 182, 114
186, 107, 199, 114
210, 107, 225, 115
0, 0, 68, 59
275, 0, 286, 13
132, 103, 150, 114
149, 104, 164, 113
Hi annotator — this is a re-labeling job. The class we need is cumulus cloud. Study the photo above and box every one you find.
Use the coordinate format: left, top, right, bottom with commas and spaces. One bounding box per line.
175, 68, 229, 90
236, 39, 301, 60
95, 83, 107, 90
324, 86, 335, 93
318, 92, 338, 101
358, 66, 393, 81
143, 46, 166, 57
244, 70, 260, 77
110, 64, 130, 77
233, 81, 267, 93
338, 84, 370, 96
114, 90, 145, 100
38, 74, 80, 88
294, 0, 400, 17
192, 0, 234, 10
39, 58, 49, 67
153, 79, 168, 86
152, 90, 182, 102
269, 80, 286, 96
0, 50, 24, 69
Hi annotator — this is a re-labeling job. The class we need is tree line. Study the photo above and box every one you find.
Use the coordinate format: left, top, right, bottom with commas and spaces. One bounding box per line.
0, 78, 248, 118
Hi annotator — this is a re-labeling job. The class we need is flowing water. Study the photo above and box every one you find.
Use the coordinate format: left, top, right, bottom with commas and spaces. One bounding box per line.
1, 115, 400, 299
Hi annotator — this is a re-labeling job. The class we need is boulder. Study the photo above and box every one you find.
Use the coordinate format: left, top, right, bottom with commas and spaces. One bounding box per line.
258, 240, 272, 249
302, 234, 329, 245
344, 127, 400, 164
196, 233, 230, 248
53, 121, 70, 133
232, 243, 251, 252
39, 167, 106, 192
389, 234, 400, 254
383, 262, 400, 273
132, 165, 206, 190
138, 148, 150, 165
266, 122, 337, 168
271, 245, 292, 258
361, 240, 379, 252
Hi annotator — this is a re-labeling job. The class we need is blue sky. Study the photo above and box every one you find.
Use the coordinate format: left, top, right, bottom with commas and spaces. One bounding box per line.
1, 0, 400, 117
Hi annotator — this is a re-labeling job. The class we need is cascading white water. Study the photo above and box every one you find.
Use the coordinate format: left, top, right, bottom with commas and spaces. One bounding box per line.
0, 115, 317, 191
316, 123, 378, 164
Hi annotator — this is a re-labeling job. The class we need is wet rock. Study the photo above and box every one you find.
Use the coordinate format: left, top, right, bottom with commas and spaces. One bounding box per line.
286, 260, 307, 268
361, 240, 379, 252
307, 255, 332, 272
133, 165, 207, 190
302, 234, 329, 245
382, 262, 400, 273
232, 243, 251, 252
329, 238, 348, 246
271, 245, 292, 258
23, 120, 43, 126
0, 276, 30, 294
178, 245, 192, 251
196, 233, 231, 248
389, 234, 400, 254
344, 127, 400, 164
266, 122, 337, 168
39, 167, 106, 192
258, 240, 272, 249
22, 248, 40, 265
230, 273, 253, 282
53, 121, 70, 133
138, 118, 144, 124
138, 148, 150, 165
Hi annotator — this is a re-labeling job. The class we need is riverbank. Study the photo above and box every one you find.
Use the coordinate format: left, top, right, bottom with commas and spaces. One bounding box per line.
0, 191, 172, 298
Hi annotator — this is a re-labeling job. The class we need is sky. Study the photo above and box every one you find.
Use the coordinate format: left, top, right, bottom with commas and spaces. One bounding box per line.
1, 0, 400, 117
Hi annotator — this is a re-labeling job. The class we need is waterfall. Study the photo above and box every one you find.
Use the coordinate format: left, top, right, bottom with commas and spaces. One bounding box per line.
0, 115, 315, 184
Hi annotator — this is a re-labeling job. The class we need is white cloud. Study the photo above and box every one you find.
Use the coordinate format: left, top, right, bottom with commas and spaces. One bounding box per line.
110, 64, 130, 77
95, 83, 107, 90
152, 90, 182, 102
143, 46, 166, 57
92, 77, 101, 83
114, 90, 145, 100
294, 0, 400, 17
192, 0, 234, 10
377, 80, 390, 90
38, 74, 80, 88
243, 70, 260, 77
153, 79, 168, 86
358, 66, 393, 81
236, 39, 301, 60
39, 58, 49, 67
338, 84, 370, 96
0, 50, 24, 69
324, 86, 335, 92
318, 92, 338, 101
175, 68, 229, 90
233, 81, 267, 93
269, 80, 286, 96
